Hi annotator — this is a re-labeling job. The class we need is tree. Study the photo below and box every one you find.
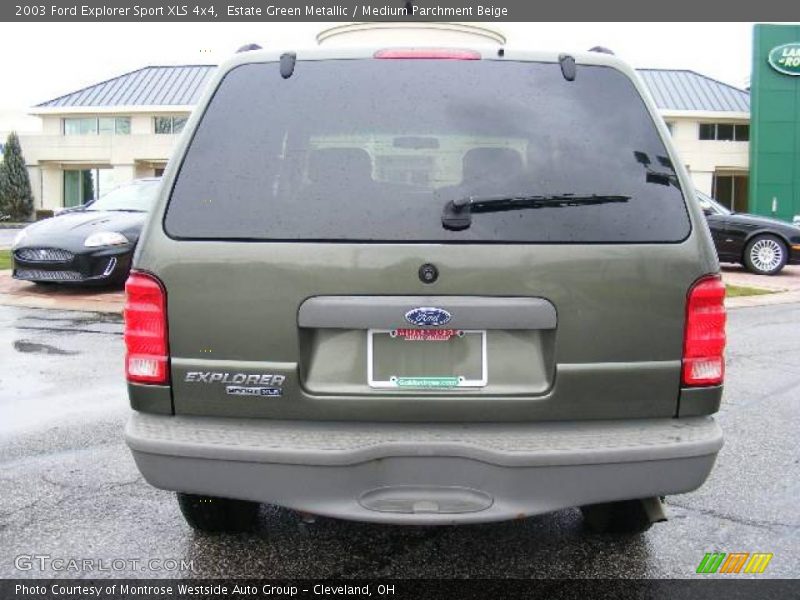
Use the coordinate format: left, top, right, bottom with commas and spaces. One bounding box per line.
0, 132, 34, 220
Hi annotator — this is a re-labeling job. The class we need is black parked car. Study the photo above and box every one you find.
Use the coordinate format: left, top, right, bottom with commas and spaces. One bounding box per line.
12, 178, 160, 286
698, 191, 800, 275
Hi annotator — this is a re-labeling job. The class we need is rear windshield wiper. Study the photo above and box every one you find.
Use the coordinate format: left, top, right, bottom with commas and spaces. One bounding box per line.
442, 193, 630, 231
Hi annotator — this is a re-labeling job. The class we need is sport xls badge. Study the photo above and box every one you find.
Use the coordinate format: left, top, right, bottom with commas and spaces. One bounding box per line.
226, 386, 282, 397
184, 371, 285, 397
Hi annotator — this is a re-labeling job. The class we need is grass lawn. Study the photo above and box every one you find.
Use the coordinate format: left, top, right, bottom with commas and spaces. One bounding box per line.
726, 284, 776, 298
0, 249, 11, 270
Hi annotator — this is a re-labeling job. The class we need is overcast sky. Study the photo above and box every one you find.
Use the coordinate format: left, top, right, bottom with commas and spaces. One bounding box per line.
0, 22, 760, 130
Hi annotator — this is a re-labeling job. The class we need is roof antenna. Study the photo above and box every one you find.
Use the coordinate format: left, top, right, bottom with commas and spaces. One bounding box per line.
280, 52, 297, 79
558, 54, 576, 81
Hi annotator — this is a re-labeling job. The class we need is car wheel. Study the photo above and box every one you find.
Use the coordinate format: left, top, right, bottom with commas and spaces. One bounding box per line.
744, 234, 788, 275
176, 493, 260, 533
580, 500, 654, 534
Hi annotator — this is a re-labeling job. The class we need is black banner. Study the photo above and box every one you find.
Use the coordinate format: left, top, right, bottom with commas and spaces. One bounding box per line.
2, 579, 800, 600
2, 0, 800, 22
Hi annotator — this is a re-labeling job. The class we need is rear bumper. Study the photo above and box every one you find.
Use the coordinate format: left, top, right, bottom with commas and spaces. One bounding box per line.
126, 413, 723, 524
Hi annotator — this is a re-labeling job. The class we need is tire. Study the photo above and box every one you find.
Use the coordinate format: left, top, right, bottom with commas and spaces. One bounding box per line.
580, 500, 654, 534
744, 234, 788, 275
176, 493, 260, 533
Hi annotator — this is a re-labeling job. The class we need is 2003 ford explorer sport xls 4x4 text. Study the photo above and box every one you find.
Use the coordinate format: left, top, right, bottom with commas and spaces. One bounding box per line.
123, 45, 726, 534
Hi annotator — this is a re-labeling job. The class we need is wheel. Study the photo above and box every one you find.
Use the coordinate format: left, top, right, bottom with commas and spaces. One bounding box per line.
176, 493, 260, 533
580, 500, 655, 534
744, 234, 787, 275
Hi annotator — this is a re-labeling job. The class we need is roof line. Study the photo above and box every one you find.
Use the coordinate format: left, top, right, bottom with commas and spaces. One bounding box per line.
35, 64, 217, 107
36, 66, 151, 107
637, 68, 749, 94
36, 64, 749, 110
140, 64, 217, 69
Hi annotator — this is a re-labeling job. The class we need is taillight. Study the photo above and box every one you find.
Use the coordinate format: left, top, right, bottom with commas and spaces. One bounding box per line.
124, 271, 169, 385
682, 275, 726, 387
373, 48, 481, 60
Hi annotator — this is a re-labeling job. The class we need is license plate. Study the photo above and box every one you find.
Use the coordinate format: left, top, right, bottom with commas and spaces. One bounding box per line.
367, 329, 487, 389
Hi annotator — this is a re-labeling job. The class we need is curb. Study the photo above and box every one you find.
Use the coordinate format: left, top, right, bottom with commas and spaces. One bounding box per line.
0, 270, 124, 314
725, 290, 800, 309
0, 293, 123, 314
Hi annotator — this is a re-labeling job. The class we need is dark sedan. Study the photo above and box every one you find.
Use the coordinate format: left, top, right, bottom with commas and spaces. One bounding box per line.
11, 178, 160, 286
698, 191, 800, 275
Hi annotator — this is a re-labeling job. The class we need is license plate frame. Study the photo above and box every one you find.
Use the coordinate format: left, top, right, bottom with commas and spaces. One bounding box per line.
367, 329, 487, 389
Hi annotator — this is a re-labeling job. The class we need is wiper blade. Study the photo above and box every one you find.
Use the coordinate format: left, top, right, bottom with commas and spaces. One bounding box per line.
452, 193, 630, 211
442, 193, 630, 231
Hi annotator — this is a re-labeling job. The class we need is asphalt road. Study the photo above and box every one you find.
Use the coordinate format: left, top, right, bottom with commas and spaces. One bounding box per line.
0, 303, 798, 579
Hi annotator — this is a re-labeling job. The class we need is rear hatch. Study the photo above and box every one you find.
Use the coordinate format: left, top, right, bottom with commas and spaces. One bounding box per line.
143, 51, 711, 421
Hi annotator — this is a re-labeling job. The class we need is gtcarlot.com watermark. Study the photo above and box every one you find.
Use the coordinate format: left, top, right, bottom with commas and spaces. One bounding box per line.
15, 554, 195, 573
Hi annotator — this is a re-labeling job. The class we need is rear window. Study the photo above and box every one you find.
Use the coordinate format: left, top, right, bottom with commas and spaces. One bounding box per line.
165, 59, 690, 243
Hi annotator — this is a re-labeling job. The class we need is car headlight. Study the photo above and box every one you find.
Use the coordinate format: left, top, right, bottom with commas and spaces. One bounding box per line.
84, 231, 129, 248
12, 229, 28, 248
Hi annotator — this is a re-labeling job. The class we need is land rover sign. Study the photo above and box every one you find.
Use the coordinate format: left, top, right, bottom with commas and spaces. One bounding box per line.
768, 43, 800, 76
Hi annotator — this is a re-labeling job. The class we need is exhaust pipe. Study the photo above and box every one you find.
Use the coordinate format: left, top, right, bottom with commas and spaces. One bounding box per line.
581, 497, 668, 533
642, 496, 668, 524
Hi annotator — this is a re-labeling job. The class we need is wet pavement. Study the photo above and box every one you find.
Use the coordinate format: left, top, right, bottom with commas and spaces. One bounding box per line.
0, 304, 798, 579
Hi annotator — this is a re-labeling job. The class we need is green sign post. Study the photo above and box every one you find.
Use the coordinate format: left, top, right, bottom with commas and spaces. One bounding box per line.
750, 25, 800, 222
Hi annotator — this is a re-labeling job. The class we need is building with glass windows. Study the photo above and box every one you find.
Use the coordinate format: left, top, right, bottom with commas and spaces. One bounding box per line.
639, 69, 751, 212
16, 66, 205, 210
16, 61, 753, 213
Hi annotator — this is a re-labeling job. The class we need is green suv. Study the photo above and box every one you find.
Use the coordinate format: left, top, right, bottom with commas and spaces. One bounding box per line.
124, 45, 726, 534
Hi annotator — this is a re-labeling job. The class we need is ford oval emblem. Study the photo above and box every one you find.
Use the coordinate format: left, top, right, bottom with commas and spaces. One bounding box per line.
404, 307, 452, 327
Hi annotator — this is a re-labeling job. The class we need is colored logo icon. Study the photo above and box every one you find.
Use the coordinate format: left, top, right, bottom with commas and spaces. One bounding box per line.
696, 552, 773, 574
